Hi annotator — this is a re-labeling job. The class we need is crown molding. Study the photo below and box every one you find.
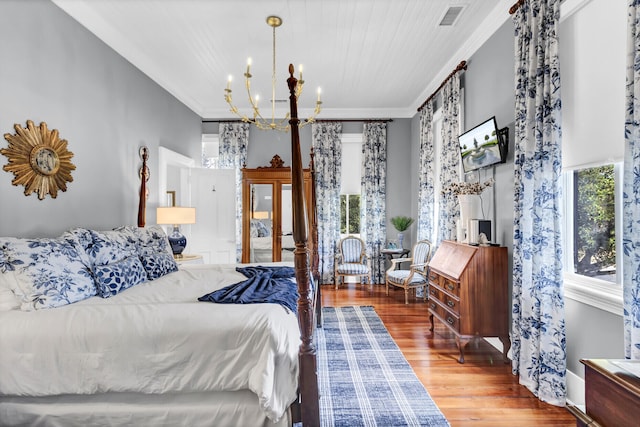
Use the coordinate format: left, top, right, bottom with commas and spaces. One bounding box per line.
52, 0, 203, 116
410, 0, 513, 112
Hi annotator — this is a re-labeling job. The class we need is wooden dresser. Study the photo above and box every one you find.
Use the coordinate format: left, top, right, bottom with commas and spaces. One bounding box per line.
427, 240, 509, 363
568, 359, 640, 427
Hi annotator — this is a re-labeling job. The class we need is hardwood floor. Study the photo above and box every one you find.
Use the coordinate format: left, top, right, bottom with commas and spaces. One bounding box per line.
320, 283, 576, 427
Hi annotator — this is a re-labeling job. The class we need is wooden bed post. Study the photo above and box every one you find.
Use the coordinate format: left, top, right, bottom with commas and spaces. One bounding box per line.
309, 147, 322, 328
137, 146, 149, 228
287, 64, 320, 427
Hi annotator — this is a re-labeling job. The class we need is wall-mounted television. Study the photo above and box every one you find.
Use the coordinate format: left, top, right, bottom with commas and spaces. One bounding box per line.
458, 116, 508, 173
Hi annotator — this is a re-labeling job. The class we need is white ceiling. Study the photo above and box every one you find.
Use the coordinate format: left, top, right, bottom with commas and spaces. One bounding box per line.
52, 0, 513, 120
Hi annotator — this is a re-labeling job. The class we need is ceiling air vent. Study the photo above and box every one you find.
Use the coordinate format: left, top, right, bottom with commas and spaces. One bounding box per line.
439, 5, 465, 26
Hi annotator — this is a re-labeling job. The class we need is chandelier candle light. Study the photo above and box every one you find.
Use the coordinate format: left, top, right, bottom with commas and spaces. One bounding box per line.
224, 15, 322, 132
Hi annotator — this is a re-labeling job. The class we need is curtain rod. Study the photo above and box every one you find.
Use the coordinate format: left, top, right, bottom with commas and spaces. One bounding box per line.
509, 0, 525, 14
203, 119, 393, 124
202, 119, 245, 123
417, 60, 467, 112
313, 119, 393, 123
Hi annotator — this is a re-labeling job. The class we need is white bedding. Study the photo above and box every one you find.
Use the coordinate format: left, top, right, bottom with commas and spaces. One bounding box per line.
0, 264, 300, 424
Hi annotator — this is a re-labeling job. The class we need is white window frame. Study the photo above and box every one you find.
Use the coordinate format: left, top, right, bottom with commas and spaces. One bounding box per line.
562, 162, 623, 316
202, 133, 220, 168
340, 133, 362, 238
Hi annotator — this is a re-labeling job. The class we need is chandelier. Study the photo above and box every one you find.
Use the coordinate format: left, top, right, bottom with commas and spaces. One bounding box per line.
224, 15, 322, 132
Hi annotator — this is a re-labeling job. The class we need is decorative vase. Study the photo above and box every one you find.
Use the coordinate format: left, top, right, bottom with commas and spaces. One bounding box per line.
397, 232, 404, 249
457, 195, 481, 243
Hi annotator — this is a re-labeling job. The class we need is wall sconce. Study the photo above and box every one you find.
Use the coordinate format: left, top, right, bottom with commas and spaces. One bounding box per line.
157, 206, 196, 257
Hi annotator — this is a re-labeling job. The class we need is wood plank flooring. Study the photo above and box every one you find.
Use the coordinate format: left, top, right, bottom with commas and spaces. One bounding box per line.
320, 283, 576, 427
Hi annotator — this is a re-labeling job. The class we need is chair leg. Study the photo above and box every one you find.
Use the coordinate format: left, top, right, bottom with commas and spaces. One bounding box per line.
385, 280, 389, 296
405, 287, 409, 304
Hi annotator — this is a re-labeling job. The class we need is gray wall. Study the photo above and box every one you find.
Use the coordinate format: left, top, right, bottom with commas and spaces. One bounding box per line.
5, 0, 622, 387
202, 119, 414, 247
463, 20, 516, 253
0, 0, 201, 238
427, 16, 626, 383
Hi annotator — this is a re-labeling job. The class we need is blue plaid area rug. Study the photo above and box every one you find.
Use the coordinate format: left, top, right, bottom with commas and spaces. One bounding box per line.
317, 306, 450, 427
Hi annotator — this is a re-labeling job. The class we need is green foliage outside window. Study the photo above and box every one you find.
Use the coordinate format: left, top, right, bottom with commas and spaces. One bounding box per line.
340, 194, 360, 234
573, 165, 616, 279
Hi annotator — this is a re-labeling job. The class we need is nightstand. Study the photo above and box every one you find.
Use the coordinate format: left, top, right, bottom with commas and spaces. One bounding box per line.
174, 254, 203, 266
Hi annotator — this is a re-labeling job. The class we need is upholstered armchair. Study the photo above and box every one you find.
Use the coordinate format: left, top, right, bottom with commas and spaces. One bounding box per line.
385, 240, 432, 304
334, 236, 372, 290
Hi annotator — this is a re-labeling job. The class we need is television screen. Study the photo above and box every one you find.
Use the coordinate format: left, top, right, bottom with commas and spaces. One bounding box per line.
458, 116, 505, 173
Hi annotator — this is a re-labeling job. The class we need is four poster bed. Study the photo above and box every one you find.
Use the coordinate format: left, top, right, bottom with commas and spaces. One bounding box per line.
0, 66, 320, 426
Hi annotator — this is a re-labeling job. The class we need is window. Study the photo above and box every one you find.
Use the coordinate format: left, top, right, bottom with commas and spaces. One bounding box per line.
572, 165, 617, 282
340, 134, 362, 236
557, 0, 626, 315
202, 134, 219, 168
563, 163, 623, 314
340, 194, 360, 234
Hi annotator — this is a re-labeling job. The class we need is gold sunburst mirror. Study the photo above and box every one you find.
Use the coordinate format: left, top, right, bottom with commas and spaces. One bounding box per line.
1, 120, 75, 200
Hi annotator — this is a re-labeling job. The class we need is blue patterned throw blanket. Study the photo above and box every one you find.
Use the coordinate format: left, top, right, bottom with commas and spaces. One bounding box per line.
198, 266, 299, 313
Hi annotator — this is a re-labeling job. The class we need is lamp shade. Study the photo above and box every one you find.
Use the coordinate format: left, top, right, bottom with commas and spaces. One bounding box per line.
156, 207, 196, 225
253, 211, 270, 219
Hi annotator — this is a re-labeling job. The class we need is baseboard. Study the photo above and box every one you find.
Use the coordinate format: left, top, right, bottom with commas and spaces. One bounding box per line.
566, 368, 585, 406
485, 337, 511, 359
484, 338, 584, 406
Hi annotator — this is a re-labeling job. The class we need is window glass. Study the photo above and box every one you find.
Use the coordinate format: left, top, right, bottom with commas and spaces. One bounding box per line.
202, 134, 219, 168
341, 194, 361, 234
340, 134, 362, 236
570, 164, 617, 283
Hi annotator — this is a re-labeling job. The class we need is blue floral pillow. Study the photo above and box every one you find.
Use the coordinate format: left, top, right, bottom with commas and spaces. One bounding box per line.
131, 225, 171, 254
84, 228, 139, 266
140, 251, 178, 280
250, 220, 260, 238
251, 219, 271, 237
70, 228, 147, 297
128, 225, 178, 280
0, 249, 21, 311
0, 236, 95, 310
94, 255, 147, 297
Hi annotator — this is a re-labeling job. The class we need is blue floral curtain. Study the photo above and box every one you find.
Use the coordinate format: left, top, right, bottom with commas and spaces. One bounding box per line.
623, 0, 640, 359
437, 75, 462, 245
218, 123, 249, 262
312, 122, 342, 284
361, 122, 387, 284
417, 102, 435, 243
511, 0, 566, 406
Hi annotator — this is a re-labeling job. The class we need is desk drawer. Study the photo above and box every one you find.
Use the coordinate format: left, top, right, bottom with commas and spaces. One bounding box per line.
428, 286, 460, 315
429, 271, 459, 295
428, 299, 460, 332
429, 280, 460, 301
440, 278, 459, 297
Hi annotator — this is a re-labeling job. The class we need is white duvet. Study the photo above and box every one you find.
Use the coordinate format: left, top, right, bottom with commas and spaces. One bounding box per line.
0, 264, 301, 422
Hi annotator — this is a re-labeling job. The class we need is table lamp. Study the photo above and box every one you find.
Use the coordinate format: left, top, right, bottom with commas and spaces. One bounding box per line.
156, 206, 196, 257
